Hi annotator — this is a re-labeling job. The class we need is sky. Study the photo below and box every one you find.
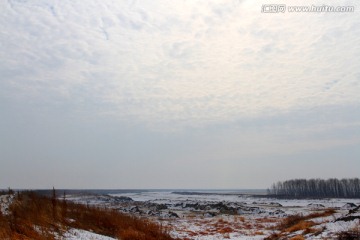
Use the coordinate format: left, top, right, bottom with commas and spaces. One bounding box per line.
0, 0, 360, 189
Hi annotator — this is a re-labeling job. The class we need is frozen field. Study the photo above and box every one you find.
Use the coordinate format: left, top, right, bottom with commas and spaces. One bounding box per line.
66, 190, 360, 239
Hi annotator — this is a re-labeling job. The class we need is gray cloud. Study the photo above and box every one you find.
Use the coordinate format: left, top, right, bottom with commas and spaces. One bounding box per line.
1, 0, 359, 130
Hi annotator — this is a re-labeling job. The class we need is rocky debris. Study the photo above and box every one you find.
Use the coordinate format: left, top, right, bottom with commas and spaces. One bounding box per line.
269, 209, 286, 216
237, 206, 265, 215
204, 205, 212, 211
112, 196, 133, 202
171, 200, 273, 215
156, 203, 168, 210
211, 202, 238, 214
269, 202, 282, 207
129, 206, 141, 213
174, 202, 212, 211
145, 210, 157, 216
252, 201, 281, 206
168, 211, 179, 218
307, 203, 325, 208
97, 195, 133, 203
144, 202, 168, 211
335, 215, 360, 222
204, 212, 216, 217
347, 205, 360, 216
335, 205, 360, 222
72, 194, 134, 206
341, 202, 357, 210
179, 202, 202, 210
117, 203, 182, 218
160, 211, 179, 219
115, 207, 128, 212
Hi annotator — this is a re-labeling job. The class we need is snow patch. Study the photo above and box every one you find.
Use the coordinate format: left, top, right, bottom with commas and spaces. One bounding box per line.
62, 228, 116, 240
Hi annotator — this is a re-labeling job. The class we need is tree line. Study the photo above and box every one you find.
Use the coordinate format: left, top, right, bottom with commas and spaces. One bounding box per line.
268, 178, 360, 198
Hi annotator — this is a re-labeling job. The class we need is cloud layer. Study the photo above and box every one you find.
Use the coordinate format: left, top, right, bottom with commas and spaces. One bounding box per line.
1, 0, 359, 129
1, 0, 360, 188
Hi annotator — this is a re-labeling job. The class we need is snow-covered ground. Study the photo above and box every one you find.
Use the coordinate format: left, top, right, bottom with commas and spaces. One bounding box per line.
62, 228, 116, 240
66, 190, 360, 239
0, 194, 14, 215
2, 190, 360, 239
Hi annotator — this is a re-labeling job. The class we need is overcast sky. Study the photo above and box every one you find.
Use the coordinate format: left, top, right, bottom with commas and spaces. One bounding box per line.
1, 0, 359, 189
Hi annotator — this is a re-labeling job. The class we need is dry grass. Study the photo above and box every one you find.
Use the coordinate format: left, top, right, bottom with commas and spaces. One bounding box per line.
256, 217, 278, 223
264, 232, 282, 240
265, 209, 336, 239
286, 220, 316, 233
289, 235, 305, 240
217, 226, 233, 234
276, 209, 335, 232
253, 231, 264, 235
0, 191, 176, 240
302, 226, 319, 235
235, 216, 245, 222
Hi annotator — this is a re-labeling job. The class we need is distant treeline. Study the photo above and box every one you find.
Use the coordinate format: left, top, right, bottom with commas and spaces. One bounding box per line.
268, 178, 360, 198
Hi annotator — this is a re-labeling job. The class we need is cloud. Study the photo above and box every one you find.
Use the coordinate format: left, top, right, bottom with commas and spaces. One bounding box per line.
1, 0, 360, 130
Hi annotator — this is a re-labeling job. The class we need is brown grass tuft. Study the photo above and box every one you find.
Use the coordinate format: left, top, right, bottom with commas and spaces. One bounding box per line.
218, 226, 233, 234
290, 235, 305, 240
276, 209, 335, 232
286, 220, 316, 233
265, 209, 336, 239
